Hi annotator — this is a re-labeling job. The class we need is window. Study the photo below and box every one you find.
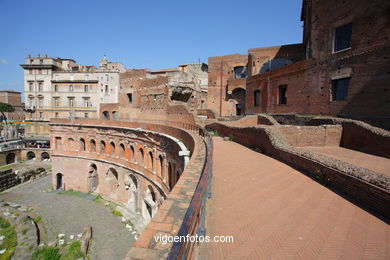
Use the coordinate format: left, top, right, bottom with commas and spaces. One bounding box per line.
85, 75, 89, 81
29, 69, 32, 74
69, 85, 73, 92
39, 112, 43, 120
127, 93, 132, 104
55, 74, 59, 81
84, 113, 89, 118
39, 59, 43, 65
278, 85, 288, 105
234, 66, 248, 79
105, 74, 109, 81
70, 75, 74, 81
83, 97, 90, 107
254, 90, 261, 106
105, 85, 109, 93
29, 82, 33, 92
38, 96, 44, 107
54, 85, 58, 92
68, 98, 74, 107
53, 97, 59, 107
55, 112, 59, 118
29, 96, 34, 107
38, 82, 43, 92
332, 78, 350, 101
334, 23, 352, 52
38, 69, 42, 74
84, 85, 88, 92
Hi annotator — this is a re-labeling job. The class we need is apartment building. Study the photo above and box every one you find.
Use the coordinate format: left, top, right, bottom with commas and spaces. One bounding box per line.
20, 55, 125, 136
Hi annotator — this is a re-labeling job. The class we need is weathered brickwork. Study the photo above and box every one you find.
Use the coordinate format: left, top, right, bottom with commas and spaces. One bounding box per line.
209, 0, 390, 130
206, 120, 390, 218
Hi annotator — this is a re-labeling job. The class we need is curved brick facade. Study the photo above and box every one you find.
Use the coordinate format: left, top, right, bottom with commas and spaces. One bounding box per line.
50, 119, 194, 230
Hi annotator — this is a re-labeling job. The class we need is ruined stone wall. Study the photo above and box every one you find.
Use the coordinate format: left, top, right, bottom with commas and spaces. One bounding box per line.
279, 125, 342, 147
207, 54, 248, 117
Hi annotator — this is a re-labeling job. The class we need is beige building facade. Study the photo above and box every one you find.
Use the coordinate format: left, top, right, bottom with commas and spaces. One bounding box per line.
21, 55, 125, 136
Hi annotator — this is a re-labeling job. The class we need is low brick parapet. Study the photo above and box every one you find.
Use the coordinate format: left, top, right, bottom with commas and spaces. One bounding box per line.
125, 133, 207, 259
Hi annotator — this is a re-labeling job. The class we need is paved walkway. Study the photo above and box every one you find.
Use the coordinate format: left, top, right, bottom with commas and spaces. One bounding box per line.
303, 146, 390, 176
0, 176, 134, 260
201, 137, 390, 259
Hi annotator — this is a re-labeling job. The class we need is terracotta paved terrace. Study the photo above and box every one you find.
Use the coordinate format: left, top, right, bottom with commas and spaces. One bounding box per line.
201, 137, 390, 259
303, 146, 390, 177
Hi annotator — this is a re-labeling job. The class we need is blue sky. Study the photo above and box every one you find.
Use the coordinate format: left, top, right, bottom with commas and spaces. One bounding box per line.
0, 0, 303, 95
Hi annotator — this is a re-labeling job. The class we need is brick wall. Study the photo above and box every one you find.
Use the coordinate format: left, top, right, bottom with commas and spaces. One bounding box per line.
206, 122, 390, 219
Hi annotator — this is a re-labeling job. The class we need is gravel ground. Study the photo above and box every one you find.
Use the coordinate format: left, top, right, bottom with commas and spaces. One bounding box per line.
0, 175, 135, 260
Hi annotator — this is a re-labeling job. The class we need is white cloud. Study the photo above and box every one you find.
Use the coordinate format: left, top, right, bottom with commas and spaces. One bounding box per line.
0, 58, 8, 64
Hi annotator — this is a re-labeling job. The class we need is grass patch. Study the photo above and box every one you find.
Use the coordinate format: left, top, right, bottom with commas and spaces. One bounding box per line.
32, 246, 61, 260
0, 217, 17, 260
211, 130, 220, 137
111, 209, 123, 217
57, 189, 96, 200
33, 216, 42, 223
57, 189, 82, 196
61, 241, 84, 260
92, 194, 103, 203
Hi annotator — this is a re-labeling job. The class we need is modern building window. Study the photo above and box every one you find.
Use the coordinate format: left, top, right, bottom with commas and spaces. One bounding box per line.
279, 85, 288, 105
84, 85, 88, 92
38, 96, 44, 107
69, 85, 73, 92
332, 77, 350, 101
83, 97, 90, 107
334, 23, 352, 52
53, 97, 59, 107
68, 98, 74, 107
127, 93, 132, 104
29, 97, 34, 107
234, 66, 248, 79
254, 90, 261, 107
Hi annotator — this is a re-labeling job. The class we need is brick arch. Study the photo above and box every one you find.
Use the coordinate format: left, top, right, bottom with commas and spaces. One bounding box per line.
90, 139, 97, 152
79, 137, 86, 151
129, 144, 135, 162
119, 143, 125, 158
147, 150, 154, 172
67, 138, 76, 150
100, 140, 106, 153
157, 154, 165, 180
138, 146, 144, 165
110, 141, 116, 156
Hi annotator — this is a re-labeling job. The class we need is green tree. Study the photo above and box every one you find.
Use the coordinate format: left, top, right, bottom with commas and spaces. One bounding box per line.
0, 102, 15, 122
0, 102, 15, 140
